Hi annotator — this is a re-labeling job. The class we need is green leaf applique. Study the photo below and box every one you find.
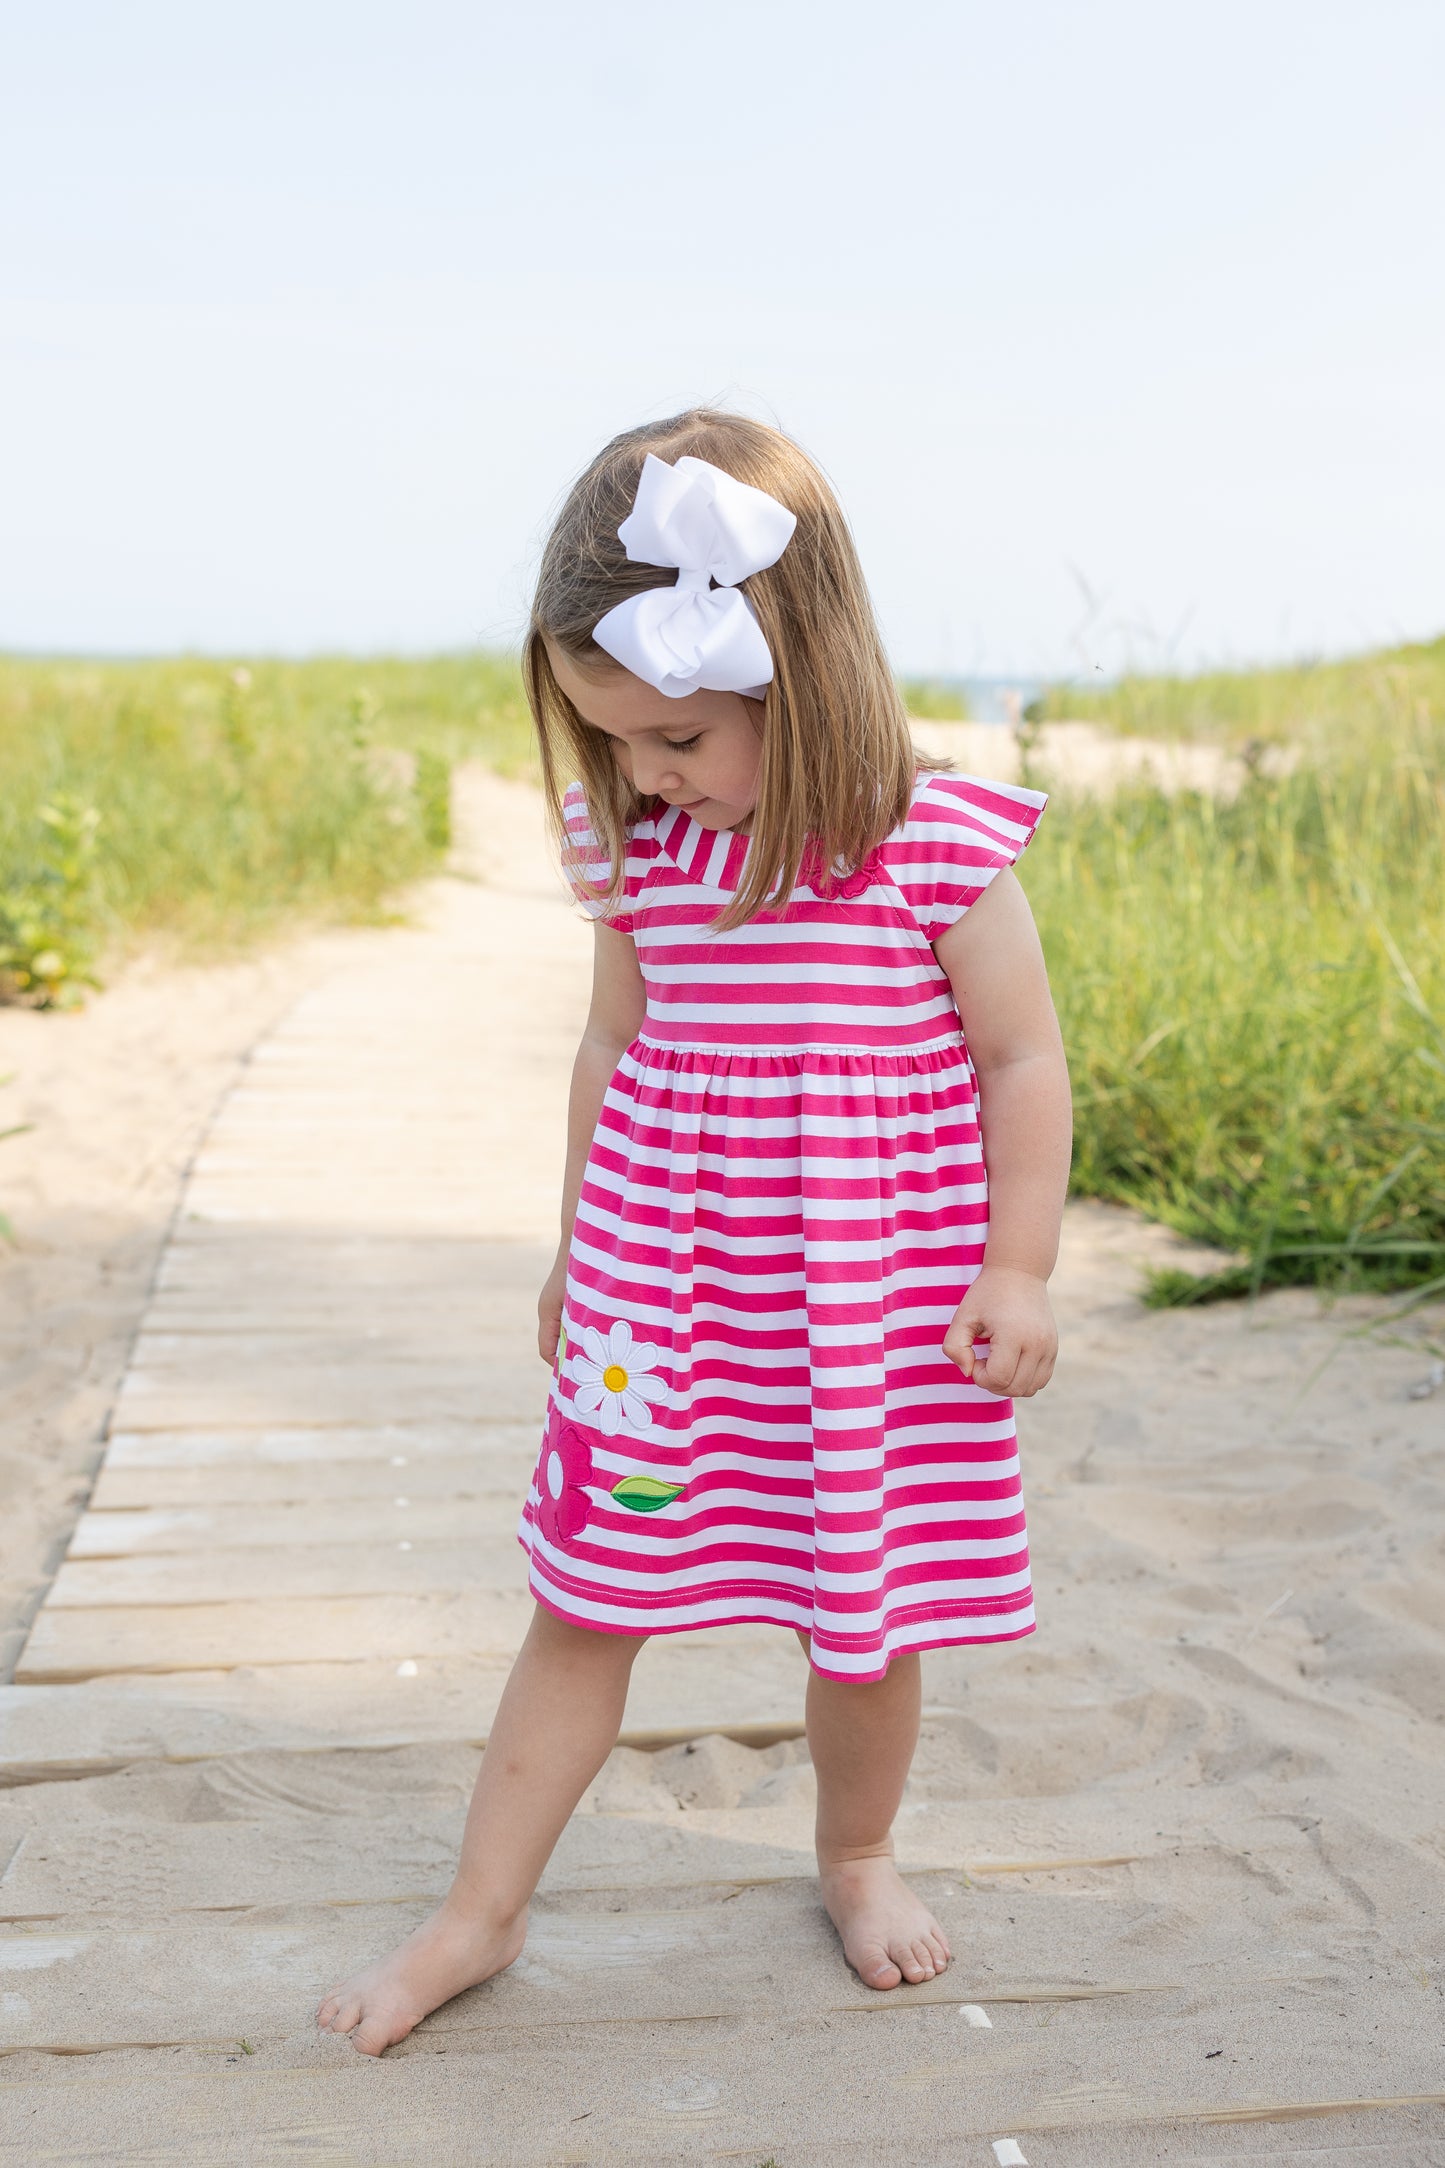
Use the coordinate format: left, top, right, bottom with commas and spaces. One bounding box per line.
610, 1473, 685, 1514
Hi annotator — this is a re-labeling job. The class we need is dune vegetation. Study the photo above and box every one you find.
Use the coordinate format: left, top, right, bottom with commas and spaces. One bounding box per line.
898, 677, 971, 720
0, 653, 531, 1001
1027, 641, 1444, 1303
1037, 633, 1445, 747
2, 640, 1441, 1305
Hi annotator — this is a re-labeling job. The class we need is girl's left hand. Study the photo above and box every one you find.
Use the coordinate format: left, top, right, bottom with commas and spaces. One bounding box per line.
943, 1266, 1058, 1398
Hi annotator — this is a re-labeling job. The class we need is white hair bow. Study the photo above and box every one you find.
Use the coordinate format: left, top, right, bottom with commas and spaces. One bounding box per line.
591, 453, 797, 700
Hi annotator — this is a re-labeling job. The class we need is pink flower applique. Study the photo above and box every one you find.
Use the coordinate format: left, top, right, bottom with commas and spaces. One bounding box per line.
804, 846, 885, 901
831, 852, 885, 900
536, 1420, 594, 1547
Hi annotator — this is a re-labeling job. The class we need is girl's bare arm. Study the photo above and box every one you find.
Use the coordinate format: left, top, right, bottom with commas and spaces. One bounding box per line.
537, 922, 647, 1362
933, 869, 1072, 1397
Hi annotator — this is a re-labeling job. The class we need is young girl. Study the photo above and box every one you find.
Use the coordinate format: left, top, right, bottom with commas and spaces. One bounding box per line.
319, 410, 1072, 2057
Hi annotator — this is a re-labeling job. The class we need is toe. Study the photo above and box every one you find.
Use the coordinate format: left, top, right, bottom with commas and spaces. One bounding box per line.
924, 1930, 950, 1971
896, 1942, 932, 1984
327, 1997, 362, 2036
351, 2010, 404, 2057
853, 1941, 903, 1990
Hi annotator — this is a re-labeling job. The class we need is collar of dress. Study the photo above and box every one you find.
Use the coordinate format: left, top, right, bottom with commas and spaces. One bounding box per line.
650, 801, 754, 892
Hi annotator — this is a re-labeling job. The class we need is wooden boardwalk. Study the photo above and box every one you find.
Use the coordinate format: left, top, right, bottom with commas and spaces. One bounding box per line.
2, 774, 806, 1782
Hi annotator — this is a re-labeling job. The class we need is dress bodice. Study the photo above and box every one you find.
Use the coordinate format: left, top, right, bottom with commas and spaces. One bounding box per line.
563, 771, 1047, 1054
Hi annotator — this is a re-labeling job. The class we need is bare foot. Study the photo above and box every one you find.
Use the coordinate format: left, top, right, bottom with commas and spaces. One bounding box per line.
317, 1901, 527, 2056
819, 1854, 951, 1990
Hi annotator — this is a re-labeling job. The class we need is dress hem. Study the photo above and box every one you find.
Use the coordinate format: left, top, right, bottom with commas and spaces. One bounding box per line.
520, 1532, 1036, 1683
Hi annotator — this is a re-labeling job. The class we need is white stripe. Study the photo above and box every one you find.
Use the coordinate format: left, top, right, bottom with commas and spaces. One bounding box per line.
644, 994, 959, 1028
525, 1542, 1035, 1641
630, 1036, 968, 1064
637, 916, 929, 953
813, 1498, 1025, 1541
573, 1205, 988, 1264
640, 958, 950, 991
813, 1428, 1019, 1465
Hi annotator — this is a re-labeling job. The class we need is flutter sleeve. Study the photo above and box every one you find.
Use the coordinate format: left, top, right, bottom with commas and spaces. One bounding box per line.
561, 779, 637, 935
887, 771, 1048, 944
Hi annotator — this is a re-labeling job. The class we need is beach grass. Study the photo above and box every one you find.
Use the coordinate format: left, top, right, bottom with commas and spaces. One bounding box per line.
899, 678, 972, 721
1021, 655, 1444, 1301
1039, 634, 1445, 748
0, 653, 532, 998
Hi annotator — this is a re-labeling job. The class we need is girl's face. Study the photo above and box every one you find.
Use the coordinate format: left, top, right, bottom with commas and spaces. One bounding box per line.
548, 642, 763, 832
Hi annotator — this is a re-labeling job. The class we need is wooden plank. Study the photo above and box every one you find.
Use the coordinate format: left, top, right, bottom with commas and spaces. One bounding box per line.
14, 1592, 536, 1679
155, 1234, 551, 1282
192, 1084, 552, 1108
89, 1457, 528, 1510
0, 1811, 829, 1920
181, 1174, 510, 1199
192, 1159, 505, 1184
0, 1662, 517, 1776
0, 1885, 1168, 2057
141, 1296, 522, 1332
112, 1365, 545, 1428
205, 1107, 506, 1127
118, 1356, 515, 1393
131, 1328, 531, 1370
150, 1265, 552, 1306
102, 1424, 532, 1467
47, 1538, 526, 1607
0, 1634, 809, 1779
69, 1497, 524, 1554
178, 1199, 518, 1232
2, 2043, 1435, 2168
0, 1904, 726, 2052
3, 1810, 1077, 1927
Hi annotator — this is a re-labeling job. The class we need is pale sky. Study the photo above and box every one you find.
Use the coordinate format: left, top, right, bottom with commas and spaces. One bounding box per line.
2, 1, 1442, 678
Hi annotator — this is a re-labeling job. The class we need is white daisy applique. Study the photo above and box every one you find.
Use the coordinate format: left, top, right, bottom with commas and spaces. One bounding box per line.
572, 1321, 668, 1438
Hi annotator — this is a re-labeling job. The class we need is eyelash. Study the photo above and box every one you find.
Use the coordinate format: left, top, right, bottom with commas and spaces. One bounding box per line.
602, 731, 701, 757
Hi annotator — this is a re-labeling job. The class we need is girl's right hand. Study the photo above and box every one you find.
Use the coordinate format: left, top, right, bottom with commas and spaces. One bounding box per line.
537, 1256, 567, 1365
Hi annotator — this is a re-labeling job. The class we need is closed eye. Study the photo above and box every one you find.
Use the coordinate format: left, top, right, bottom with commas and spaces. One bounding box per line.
664, 735, 702, 753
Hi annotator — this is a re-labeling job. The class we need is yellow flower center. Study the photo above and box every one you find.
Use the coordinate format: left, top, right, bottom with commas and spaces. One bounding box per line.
602, 1363, 629, 1393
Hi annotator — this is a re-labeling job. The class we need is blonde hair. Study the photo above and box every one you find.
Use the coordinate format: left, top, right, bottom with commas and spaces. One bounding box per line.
524, 408, 920, 928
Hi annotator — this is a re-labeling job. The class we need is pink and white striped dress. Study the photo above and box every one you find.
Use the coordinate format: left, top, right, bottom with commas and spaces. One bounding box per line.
519, 768, 1047, 1680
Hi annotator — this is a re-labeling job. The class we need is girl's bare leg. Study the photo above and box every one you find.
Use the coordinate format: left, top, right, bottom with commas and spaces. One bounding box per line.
318, 1604, 645, 2055
800, 1642, 952, 1989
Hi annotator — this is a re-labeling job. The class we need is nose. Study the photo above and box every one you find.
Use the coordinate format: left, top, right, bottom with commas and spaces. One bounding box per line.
630, 750, 685, 796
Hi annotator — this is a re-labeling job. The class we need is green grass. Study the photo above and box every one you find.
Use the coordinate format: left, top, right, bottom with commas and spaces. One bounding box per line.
1021, 666, 1444, 1302
0, 653, 532, 997
900, 677, 972, 720
1040, 634, 1445, 747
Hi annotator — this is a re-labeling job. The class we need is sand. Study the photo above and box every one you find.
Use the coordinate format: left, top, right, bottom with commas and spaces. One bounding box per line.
1, 760, 1443, 2165
914, 720, 1293, 797
0, 924, 368, 1682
